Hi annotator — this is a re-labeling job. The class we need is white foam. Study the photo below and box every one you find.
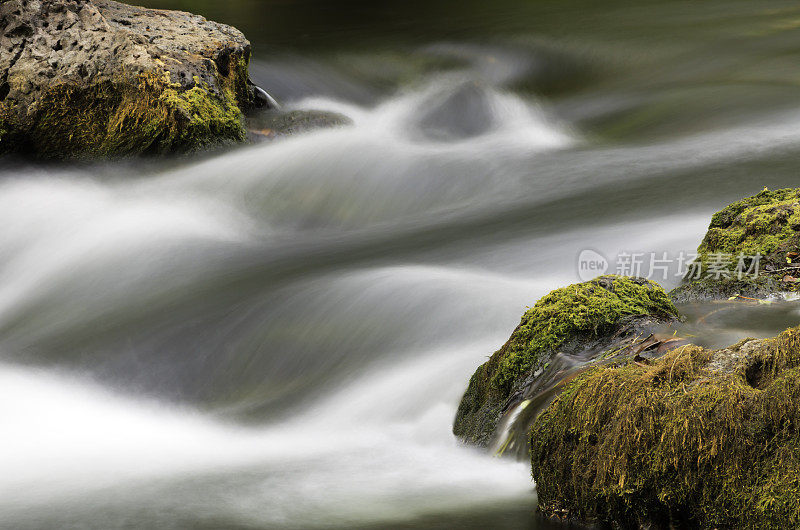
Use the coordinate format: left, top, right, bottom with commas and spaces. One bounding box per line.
0, 351, 532, 527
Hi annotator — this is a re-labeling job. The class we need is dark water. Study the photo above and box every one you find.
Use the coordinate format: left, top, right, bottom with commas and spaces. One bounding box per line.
3, 0, 800, 528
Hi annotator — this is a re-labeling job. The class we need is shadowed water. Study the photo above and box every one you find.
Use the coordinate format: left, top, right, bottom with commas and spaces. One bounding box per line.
3, 0, 800, 527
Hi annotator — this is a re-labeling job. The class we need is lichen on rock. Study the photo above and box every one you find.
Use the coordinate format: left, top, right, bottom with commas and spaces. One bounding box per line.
671, 188, 800, 302
453, 275, 679, 448
530, 326, 800, 529
0, 0, 258, 158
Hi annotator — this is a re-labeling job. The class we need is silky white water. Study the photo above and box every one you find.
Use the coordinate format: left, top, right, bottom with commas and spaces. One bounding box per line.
5, 3, 800, 525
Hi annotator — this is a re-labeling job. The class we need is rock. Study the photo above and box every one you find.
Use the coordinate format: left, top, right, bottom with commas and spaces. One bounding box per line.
247, 109, 352, 141
671, 188, 800, 302
453, 275, 680, 451
669, 276, 786, 304
530, 326, 800, 528
0, 0, 260, 158
414, 82, 494, 141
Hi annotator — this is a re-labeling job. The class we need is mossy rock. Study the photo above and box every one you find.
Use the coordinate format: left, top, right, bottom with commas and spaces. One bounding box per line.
15, 74, 247, 158
530, 326, 800, 528
0, 0, 258, 158
453, 275, 679, 448
672, 188, 800, 302
700, 188, 800, 265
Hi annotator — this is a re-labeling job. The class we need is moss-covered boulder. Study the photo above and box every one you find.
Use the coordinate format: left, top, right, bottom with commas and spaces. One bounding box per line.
531, 326, 800, 529
671, 188, 800, 302
0, 0, 260, 158
453, 275, 680, 450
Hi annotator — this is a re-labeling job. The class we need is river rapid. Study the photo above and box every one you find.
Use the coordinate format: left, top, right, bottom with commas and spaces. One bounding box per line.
3, 0, 800, 528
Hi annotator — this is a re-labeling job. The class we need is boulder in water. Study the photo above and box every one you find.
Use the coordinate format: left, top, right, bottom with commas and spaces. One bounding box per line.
453, 275, 680, 450
415, 82, 495, 141
531, 326, 800, 528
671, 188, 800, 302
0, 0, 259, 158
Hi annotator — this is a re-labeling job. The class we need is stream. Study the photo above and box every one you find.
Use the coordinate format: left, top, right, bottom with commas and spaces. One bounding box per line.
3, 0, 800, 528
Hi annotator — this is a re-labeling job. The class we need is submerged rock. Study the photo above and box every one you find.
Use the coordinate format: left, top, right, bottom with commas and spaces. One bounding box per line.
671, 188, 800, 302
530, 326, 800, 528
0, 0, 261, 158
414, 82, 495, 141
453, 275, 680, 450
247, 109, 352, 141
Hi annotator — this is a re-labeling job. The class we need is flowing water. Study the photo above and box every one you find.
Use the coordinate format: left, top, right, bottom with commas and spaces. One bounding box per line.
4, 1, 800, 528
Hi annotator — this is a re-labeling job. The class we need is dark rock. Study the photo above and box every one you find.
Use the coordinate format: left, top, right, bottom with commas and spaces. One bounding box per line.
252, 85, 278, 110
0, 0, 259, 158
669, 276, 786, 304
247, 109, 352, 141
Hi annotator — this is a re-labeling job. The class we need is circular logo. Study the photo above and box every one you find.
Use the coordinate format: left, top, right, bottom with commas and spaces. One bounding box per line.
577, 249, 609, 281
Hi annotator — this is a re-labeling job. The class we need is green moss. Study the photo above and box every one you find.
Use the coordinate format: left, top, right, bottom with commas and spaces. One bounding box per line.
530, 326, 800, 528
696, 187, 800, 271
453, 348, 508, 446
158, 80, 246, 149
218, 50, 253, 109
21, 73, 245, 158
492, 275, 678, 391
453, 275, 677, 446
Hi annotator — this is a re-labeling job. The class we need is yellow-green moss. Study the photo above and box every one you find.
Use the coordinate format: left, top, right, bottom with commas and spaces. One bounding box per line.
672, 188, 800, 301
530, 327, 800, 528
493, 275, 678, 391
158, 80, 246, 150
454, 276, 678, 446
217, 50, 252, 108
7, 72, 246, 159
696, 188, 800, 271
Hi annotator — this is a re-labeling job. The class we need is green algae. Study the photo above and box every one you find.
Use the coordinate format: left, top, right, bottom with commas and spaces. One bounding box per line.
453, 276, 678, 447
530, 326, 800, 529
